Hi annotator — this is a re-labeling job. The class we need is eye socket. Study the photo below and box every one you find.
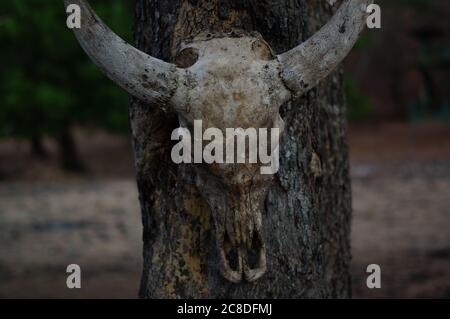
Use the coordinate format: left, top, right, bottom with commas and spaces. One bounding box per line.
174, 47, 199, 68
251, 39, 275, 61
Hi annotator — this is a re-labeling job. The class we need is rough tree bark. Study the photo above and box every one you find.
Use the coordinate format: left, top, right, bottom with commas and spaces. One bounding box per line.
131, 0, 352, 298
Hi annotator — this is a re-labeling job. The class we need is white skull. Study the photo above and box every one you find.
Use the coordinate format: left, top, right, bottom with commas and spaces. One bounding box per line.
171, 32, 291, 282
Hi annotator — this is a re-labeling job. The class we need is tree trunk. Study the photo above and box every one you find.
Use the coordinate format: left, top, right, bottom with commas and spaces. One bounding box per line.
57, 128, 85, 172
132, 0, 352, 298
30, 134, 47, 159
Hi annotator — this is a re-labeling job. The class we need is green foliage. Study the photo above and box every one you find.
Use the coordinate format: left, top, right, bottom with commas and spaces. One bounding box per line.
345, 76, 374, 122
0, 0, 133, 140
353, 33, 374, 51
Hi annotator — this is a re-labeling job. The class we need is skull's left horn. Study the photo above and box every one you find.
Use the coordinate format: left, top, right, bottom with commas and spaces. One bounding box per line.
278, 0, 373, 97
65, 0, 179, 106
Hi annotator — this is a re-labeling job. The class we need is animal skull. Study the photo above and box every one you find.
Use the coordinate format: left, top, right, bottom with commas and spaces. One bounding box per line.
66, 0, 371, 283
172, 33, 289, 282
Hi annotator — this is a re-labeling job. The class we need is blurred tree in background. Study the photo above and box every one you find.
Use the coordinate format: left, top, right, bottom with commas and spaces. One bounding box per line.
386, 0, 450, 122
0, 0, 133, 170
346, 0, 450, 122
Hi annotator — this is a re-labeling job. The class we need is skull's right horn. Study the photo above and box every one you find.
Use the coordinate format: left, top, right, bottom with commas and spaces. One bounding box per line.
65, 0, 179, 106
278, 0, 373, 97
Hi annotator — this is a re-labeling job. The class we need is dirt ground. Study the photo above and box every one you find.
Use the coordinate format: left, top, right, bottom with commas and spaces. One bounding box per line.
0, 122, 449, 298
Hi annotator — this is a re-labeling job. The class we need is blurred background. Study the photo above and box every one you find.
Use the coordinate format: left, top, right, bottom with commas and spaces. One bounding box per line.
0, 0, 449, 298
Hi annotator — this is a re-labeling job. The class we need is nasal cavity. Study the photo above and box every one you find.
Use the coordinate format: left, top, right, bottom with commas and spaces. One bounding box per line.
224, 231, 240, 271
246, 231, 262, 269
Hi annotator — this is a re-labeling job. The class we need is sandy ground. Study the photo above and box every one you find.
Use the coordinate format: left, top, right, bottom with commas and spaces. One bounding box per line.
0, 180, 142, 298
0, 122, 449, 298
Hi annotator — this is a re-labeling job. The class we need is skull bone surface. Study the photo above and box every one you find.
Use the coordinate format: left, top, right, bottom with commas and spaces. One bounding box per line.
171, 33, 291, 282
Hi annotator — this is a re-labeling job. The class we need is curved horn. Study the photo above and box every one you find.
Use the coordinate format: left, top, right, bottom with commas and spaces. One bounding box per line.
65, 0, 178, 106
278, 0, 373, 96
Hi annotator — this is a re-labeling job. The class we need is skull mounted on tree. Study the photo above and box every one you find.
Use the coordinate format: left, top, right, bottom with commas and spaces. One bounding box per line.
65, 0, 371, 286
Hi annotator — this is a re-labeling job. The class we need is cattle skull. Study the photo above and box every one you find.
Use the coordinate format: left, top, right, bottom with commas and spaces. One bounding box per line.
66, 0, 371, 283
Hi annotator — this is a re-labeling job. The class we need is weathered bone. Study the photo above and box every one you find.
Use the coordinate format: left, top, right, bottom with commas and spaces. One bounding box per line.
64, 0, 179, 106
172, 33, 290, 282
278, 0, 373, 96
66, 0, 370, 283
